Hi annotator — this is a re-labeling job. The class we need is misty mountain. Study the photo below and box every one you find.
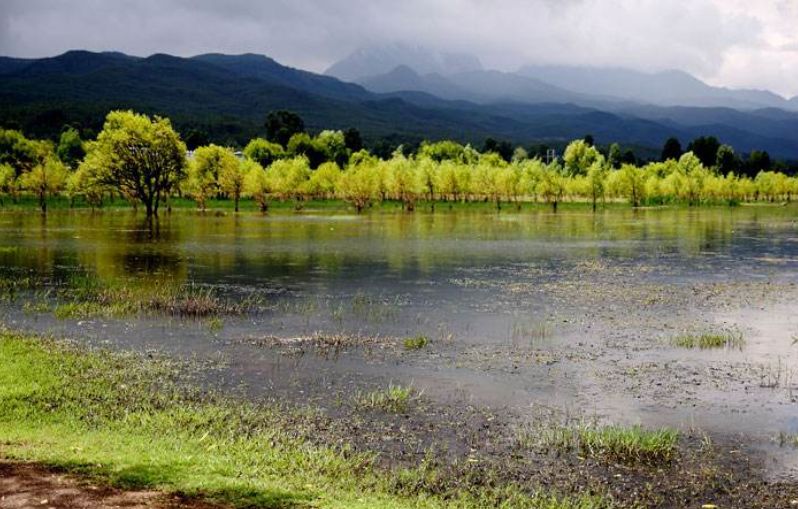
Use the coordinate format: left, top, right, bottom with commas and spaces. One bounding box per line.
1, 50, 798, 159
332, 46, 797, 112
360, 65, 612, 106
518, 65, 794, 111
325, 44, 483, 82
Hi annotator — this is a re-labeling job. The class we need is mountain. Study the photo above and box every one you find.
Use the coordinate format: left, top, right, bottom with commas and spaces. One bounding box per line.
518, 65, 794, 111
1, 50, 798, 159
325, 44, 483, 82
357, 65, 619, 106
357, 65, 472, 100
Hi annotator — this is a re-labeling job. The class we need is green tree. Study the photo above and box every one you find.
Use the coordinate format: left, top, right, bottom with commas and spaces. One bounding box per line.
746, 150, 772, 176
266, 110, 305, 147
715, 144, 739, 174
607, 143, 622, 169
661, 137, 683, 162
687, 136, 720, 168
243, 138, 284, 168
19, 156, 69, 213
344, 127, 363, 153
56, 127, 85, 168
83, 110, 187, 219
287, 133, 327, 169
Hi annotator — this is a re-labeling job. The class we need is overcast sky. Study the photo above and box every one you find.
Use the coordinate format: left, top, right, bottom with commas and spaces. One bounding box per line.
1, 0, 797, 97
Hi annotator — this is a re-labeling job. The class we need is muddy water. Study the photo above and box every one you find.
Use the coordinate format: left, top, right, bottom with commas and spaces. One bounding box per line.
2, 206, 798, 477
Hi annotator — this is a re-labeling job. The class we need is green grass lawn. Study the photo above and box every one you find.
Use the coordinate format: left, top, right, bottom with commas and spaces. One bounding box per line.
0, 331, 608, 509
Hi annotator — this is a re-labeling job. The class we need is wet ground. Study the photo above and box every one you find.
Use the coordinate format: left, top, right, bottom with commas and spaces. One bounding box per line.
2, 205, 798, 501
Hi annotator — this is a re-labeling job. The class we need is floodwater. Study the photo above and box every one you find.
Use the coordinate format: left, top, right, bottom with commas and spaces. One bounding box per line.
1, 205, 798, 478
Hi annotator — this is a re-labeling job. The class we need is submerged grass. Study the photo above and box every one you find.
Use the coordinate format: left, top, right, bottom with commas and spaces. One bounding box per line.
671, 329, 745, 350
0, 331, 609, 509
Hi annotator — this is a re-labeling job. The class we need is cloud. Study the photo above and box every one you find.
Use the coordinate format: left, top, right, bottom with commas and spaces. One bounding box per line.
0, 0, 796, 96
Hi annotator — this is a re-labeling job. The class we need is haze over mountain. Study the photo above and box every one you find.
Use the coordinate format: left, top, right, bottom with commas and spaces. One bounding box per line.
335, 44, 798, 112
2, 50, 798, 160
325, 44, 483, 83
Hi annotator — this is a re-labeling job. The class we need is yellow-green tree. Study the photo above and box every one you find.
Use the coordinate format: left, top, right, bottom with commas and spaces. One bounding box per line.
537, 162, 567, 212
19, 156, 69, 213
219, 158, 248, 212
187, 145, 238, 211
0, 163, 16, 205
306, 162, 342, 200
563, 139, 601, 176
82, 110, 186, 218
586, 160, 609, 211
388, 151, 423, 210
242, 160, 270, 212
268, 156, 311, 207
338, 154, 380, 213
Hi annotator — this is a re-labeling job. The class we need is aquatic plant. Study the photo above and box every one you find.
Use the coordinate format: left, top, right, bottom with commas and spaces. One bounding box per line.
355, 384, 418, 413
403, 335, 429, 350
671, 330, 744, 350
530, 422, 679, 465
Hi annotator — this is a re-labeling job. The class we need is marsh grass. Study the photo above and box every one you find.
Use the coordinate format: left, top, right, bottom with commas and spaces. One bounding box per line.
671, 329, 745, 350
529, 423, 679, 465
36, 273, 263, 319
355, 384, 418, 413
777, 432, 798, 448
0, 332, 608, 508
511, 320, 552, 345
403, 335, 429, 350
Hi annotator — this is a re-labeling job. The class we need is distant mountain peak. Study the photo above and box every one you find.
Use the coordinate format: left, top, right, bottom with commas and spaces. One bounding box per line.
325, 43, 482, 82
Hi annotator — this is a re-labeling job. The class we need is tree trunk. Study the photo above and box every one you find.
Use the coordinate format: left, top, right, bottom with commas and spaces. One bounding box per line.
235, 195, 240, 212
39, 191, 46, 214
552, 200, 558, 213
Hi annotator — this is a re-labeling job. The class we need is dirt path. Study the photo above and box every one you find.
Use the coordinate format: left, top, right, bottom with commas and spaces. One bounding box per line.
0, 463, 219, 509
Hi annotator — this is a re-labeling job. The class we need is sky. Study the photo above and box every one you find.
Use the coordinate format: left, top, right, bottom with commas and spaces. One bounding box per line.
1, 0, 797, 97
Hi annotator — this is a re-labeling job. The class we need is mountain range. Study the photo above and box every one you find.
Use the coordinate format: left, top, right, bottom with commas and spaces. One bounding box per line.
328, 44, 798, 112
1, 48, 797, 159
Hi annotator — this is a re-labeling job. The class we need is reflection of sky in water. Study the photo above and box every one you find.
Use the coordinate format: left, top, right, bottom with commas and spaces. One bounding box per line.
2, 207, 798, 478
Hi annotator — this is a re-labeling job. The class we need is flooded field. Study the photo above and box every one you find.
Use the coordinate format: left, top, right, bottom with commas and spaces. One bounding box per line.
2, 205, 798, 502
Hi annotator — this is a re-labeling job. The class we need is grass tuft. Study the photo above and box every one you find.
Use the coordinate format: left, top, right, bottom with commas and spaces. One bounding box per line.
671, 330, 744, 350
403, 335, 429, 350
354, 384, 418, 413
532, 423, 679, 465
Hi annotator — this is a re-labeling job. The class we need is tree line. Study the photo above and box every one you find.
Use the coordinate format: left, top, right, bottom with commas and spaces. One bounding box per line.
1, 109, 796, 218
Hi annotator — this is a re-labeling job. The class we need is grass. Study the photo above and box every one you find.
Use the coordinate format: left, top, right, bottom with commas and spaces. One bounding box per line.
0, 331, 609, 508
354, 384, 418, 414
671, 330, 745, 350
777, 432, 798, 447
403, 335, 429, 350
532, 423, 679, 465
6, 271, 261, 320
